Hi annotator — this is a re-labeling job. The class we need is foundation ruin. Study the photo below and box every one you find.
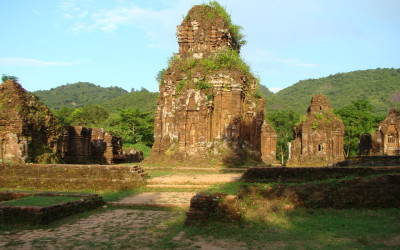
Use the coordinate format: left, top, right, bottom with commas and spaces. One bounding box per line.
0, 80, 140, 164
148, 3, 277, 166
287, 95, 345, 166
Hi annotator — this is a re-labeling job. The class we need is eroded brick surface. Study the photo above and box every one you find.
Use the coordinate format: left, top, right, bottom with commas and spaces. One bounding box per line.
149, 4, 276, 165
287, 95, 345, 166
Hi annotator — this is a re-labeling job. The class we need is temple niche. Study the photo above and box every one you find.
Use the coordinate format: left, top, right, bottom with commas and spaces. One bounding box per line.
149, 3, 277, 165
359, 109, 400, 156
0, 80, 140, 164
287, 95, 345, 167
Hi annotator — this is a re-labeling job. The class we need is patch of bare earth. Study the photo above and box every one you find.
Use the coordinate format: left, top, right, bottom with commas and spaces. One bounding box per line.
0, 209, 179, 249
381, 234, 400, 247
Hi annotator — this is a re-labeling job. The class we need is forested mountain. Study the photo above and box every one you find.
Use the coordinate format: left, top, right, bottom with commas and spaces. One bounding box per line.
33, 82, 128, 109
265, 68, 400, 116
101, 88, 158, 113
34, 68, 400, 117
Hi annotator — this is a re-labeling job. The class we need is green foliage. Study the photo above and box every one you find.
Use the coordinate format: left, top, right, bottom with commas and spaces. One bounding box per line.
1, 74, 18, 82
104, 108, 154, 146
335, 100, 382, 157
4, 195, 83, 207
195, 79, 212, 90
33, 82, 127, 110
101, 88, 158, 114
267, 110, 300, 164
206, 1, 246, 48
123, 142, 151, 158
177, 80, 185, 94
68, 104, 110, 128
156, 69, 166, 85
268, 68, 400, 116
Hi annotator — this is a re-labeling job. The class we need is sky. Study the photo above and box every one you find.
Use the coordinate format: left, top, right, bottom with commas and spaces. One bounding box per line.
1, 0, 399, 93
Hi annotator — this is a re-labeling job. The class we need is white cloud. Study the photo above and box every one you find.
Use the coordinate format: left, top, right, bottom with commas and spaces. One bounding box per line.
269, 87, 282, 93
59, 0, 188, 48
0, 58, 78, 67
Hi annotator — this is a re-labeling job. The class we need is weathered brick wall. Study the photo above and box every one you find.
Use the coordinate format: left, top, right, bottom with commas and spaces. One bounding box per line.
0, 164, 146, 191
241, 166, 400, 183
241, 174, 400, 209
338, 155, 400, 167
185, 193, 241, 225
287, 95, 345, 167
0, 192, 104, 224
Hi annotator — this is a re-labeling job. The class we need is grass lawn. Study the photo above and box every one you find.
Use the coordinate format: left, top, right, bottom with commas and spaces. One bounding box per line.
2, 195, 85, 207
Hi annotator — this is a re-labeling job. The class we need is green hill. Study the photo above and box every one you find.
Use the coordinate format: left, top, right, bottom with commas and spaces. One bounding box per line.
266, 68, 400, 116
33, 82, 128, 109
101, 88, 159, 113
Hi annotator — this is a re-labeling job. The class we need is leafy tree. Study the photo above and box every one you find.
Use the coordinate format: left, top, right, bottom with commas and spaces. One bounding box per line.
53, 106, 75, 124
2, 74, 18, 82
335, 100, 382, 157
267, 110, 300, 164
69, 104, 110, 128
104, 108, 154, 146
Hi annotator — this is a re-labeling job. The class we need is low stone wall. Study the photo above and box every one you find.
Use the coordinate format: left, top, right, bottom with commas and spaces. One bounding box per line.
337, 156, 400, 167
185, 193, 241, 226
241, 166, 400, 183
0, 192, 104, 224
240, 174, 400, 209
0, 164, 146, 191
0, 191, 30, 202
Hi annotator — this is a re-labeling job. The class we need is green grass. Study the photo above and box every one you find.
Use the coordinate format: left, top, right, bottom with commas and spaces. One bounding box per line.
101, 189, 140, 202
123, 142, 151, 158
3, 195, 84, 207
154, 207, 400, 249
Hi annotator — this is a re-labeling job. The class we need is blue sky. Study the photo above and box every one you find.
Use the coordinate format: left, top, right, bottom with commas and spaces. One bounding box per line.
1, 0, 399, 93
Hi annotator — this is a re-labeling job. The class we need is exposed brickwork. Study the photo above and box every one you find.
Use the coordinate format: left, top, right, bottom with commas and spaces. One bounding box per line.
185, 192, 241, 225
0, 80, 141, 164
149, 4, 276, 165
360, 109, 400, 156
0, 192, 104, 224
261, 121, 279, 165
287, 95, 345, 166
241, 166, 400, 183
241, 174, 400, 209
0, 164, 146, 191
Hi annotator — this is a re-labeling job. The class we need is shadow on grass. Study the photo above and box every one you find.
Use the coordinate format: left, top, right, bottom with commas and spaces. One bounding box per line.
154, 205, 400, 249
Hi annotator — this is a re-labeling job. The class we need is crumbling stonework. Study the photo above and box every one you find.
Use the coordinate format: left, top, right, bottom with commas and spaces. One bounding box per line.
0, 80, 64, 163
149, 4, 276, 165
261, 121, 279, 165
359, 109, 400, 156
0, 80, 140, 164
287, 95, 345, 166
185, 193, 241, 225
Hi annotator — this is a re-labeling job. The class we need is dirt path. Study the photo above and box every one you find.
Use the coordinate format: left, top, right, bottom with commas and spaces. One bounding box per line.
111, 192, 197, 207
113, 173, 242, 207
0, 209, 248, 249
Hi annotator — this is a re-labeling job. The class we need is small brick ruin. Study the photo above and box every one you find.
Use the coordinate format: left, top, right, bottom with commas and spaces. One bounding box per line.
185, 192, 241, 225
149, 4, 277, 165
287, 95, 345, 166
0, 80, 141, 164
359, 109, 400, 156
0, 192, 104, 224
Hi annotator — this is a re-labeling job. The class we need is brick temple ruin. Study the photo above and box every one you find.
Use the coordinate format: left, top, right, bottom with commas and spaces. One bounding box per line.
148, 4, 277, 165
0, 80, 142, 164
359, 109, 400, 156
287, 95, 345, 166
